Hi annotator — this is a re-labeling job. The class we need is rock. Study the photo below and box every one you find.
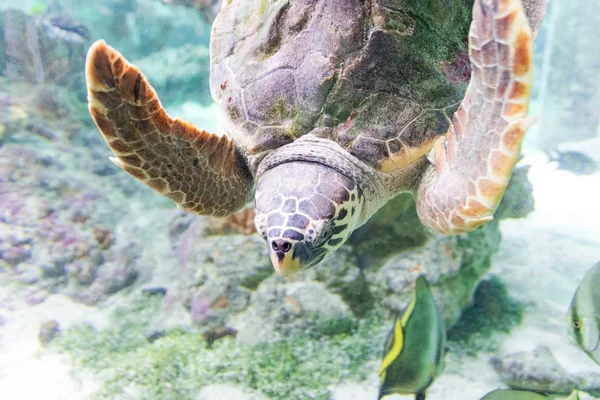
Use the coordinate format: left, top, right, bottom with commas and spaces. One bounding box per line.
0, 143, 143, 304
166, 221, 273, 331
496, 165, 535, 220
231, 279, 354, 345
160, 164, 532, 337
364, 212, 501, 327
195, 384, 269, 400
349, 193, 428, 267
38, 319, 60, 346
491, 345, 600, 395
303, 245, 373, 316
1, 244, 32, 266
0, 10, 89, 100
147, 297, 193, 337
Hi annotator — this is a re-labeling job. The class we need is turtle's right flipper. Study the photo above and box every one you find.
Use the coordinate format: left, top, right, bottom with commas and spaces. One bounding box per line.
86, 40, 253, 217
415, 0, 534, 234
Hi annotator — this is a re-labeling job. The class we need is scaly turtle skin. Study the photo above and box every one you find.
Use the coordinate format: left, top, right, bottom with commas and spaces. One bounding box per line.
86, 0, 535, 275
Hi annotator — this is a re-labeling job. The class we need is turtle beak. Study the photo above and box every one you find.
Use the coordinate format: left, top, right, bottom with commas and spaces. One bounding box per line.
270, 249, 302, 276
268, 240, 310, 276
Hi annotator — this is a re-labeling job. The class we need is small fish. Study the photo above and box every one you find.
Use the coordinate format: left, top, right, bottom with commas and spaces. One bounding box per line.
141, 287, 167, 296
378, 276, 446, 400
546, 150, 596, 176
480, 389, 548, 400
203, 326, 238, 348
567, 261, 600, 366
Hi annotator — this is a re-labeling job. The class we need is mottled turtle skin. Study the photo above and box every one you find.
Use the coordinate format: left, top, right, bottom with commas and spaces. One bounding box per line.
85, 0, 539, 275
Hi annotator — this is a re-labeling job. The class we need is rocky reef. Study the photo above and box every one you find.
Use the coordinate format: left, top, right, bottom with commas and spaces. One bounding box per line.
8, 1, 597, 400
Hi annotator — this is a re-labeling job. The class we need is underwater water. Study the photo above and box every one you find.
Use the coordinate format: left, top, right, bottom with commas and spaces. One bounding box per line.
1, 0, 599, 399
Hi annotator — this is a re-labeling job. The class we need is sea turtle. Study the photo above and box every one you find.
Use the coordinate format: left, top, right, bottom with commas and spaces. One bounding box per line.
85, 0, 535, 275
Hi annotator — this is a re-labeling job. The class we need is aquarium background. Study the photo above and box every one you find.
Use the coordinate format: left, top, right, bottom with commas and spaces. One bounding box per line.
0, 0, 599, 399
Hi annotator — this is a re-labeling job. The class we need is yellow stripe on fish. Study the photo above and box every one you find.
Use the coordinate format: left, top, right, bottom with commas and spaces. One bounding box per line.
377, 276, 446, 400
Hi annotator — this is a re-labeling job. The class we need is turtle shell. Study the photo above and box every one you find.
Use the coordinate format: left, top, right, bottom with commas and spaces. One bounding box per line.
210, 0, 472, 171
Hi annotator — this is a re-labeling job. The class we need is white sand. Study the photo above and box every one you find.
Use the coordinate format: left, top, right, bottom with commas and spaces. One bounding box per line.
1, 141, 599, 399
0, 282, 107, 399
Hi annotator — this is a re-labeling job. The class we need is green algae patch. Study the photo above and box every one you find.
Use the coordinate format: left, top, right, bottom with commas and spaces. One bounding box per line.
54, 294, 388, 400
446, 277, 524, 355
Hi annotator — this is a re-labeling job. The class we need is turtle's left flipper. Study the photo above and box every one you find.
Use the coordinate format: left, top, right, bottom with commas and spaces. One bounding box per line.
86, 40, 253, 217
415, 0, 534, 234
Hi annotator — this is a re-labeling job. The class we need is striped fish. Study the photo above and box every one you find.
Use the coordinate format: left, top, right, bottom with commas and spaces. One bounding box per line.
568, 261, 600, 366
378, 276, 446, 400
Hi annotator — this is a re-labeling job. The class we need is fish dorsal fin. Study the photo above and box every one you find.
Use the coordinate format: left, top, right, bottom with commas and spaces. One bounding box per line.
401, 289, 418, 328
379, 318, 404, 376
582, 317, 600, 353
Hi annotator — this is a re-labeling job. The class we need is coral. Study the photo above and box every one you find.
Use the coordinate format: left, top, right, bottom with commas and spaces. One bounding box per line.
0, 143, 141, 304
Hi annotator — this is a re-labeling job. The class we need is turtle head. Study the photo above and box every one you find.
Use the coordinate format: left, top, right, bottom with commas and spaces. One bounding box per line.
254, 162, 363, 276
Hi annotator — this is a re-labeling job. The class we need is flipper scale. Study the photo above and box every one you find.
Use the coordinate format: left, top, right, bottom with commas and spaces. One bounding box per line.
86, 40, 253, 217
415, 0, 534, 234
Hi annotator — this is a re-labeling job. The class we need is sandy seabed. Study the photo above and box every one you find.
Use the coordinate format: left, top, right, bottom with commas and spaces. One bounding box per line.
1, 139, 599, 400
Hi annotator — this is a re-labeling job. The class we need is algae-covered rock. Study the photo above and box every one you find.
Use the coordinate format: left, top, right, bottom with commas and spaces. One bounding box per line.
157, 164, 532, 340
160, 220, 273, 333
231, 278, 354, 345
303, 245, 373, 316
365, 218, 501, 327
496, 165, 535, 220
0, 142, 147, 304
491, 345, 600, 396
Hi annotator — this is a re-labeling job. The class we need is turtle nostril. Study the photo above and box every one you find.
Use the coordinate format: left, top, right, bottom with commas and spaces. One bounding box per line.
271, 239, 292, 253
